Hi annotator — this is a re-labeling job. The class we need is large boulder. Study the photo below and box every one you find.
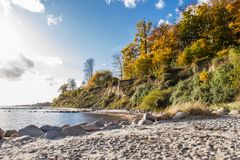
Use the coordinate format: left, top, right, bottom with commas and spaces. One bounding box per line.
43, 129, 62, 140
143, 113, 156, 122
0, 128, 4, 139
82, 124, 100, 132
62, 125, 86, 137
18, 125, 44, 137
172, 112, 188, 120
4, 130, 18, 137
40, 125, 52, 133
137, 119, 153, 126
92, 120, 105, 128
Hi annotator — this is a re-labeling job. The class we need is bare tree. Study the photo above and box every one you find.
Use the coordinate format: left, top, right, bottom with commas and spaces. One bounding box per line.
83, 58, 95, 81
58, 83, 68, 93
112, 53, 123, 79
68, 78, 77, 91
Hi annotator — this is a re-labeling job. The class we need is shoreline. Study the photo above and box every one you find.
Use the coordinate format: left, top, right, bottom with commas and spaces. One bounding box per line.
0, 116, 239, 159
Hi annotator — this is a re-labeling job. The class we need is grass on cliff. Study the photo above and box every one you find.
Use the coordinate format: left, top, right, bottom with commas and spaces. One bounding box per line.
164, 102, 210, 116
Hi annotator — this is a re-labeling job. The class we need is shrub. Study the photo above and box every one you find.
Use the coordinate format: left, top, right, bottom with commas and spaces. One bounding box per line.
87, 70, 113, 88
131, 83, 153, 105
164, 102, 209, 116
139, 88, 173, 111
209, 64, 237, 103
199, 70, 209, 82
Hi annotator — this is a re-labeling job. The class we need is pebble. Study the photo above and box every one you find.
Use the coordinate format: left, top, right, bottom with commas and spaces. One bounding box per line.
0, 117, 239, 160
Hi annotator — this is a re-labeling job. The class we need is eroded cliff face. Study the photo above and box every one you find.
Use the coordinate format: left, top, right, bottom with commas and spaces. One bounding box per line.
52, 79, 139, 110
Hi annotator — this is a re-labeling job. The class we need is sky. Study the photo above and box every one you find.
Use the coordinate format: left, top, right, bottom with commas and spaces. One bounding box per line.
0, 0, 206, 105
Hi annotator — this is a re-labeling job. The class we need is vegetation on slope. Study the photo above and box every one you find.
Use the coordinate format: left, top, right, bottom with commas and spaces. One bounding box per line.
52, 0, 240, 112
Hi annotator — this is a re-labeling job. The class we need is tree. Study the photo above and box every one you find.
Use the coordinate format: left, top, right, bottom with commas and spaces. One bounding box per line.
58, 83, 68, 94
83, 58, 95, 82
68, 78, 77, 91
112, 53, 123, 80
135, 19, 152, 55
121, 43, 138, 79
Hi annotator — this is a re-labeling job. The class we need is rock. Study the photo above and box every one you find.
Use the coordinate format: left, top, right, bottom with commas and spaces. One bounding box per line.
229, 110, 239, 115
82, 124, 100, 132
0, 128, 3, 139
130, 119, 140, 127
104, 122, 121, 130
143, 113, 156, 122
43, 130, 62, 140
12, 135, 33, 142
92, 120, 105, 128
61, 124, 70, 130
10, 133, 20, 138
4, 130, 18, 137
212, 108, 228, 116
172, 112, 188, 120
18, 125, 44, 137
137, 119, 153, 126
119, 120, 130, 126
40, 125, 52, 133
154, 113, 171, 121
62, 125, 86, 137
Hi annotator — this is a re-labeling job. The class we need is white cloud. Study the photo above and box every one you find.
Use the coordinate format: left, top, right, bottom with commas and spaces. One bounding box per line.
167, 13, 172, 18
179, 0, 183, 6
155, 0, 164, 10
0, 0, 45, 15
11, 0, 44, 13
105, 0, 146, 9
198, 0, 210, 3
47, 15, 62, 26
158, 19, 170, 26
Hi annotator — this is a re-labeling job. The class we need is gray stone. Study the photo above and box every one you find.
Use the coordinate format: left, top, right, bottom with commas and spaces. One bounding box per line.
0, 128, 3, 139
82, 124, 100, 132
143, 113, 156, 122
229, 110, 239, 115
40, 125, 52, 133
62, 125, 86, 137
130, 119, 140, 127
4, 130, 18, 137
137, 119, 153, 126
172, 112, 188, 120
92, 120, 105, 127
18, 125, 44, 137
44, 130, 62, 139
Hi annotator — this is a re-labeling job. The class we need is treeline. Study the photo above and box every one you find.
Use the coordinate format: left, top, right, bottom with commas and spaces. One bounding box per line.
53, 0, 240, 111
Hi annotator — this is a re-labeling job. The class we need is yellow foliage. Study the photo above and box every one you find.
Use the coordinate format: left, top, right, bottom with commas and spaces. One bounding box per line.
199, 70, 209, 82
134, 54, 153, 78
217, 49, 229, 57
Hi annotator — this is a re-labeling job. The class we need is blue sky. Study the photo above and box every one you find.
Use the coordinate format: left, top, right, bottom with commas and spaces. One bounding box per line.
0, 0, 202, 105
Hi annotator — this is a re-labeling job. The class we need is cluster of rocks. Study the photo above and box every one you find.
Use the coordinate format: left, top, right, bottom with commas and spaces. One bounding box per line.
0, 120, 128, 140
0, 117, 239, 160
1, 108, 239, 141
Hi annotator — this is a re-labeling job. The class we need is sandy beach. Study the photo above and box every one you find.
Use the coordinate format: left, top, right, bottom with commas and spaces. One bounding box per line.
0, 116, 239, 160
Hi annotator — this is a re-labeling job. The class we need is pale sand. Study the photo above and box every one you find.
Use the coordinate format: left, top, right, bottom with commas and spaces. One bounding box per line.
0, 117, 239, 160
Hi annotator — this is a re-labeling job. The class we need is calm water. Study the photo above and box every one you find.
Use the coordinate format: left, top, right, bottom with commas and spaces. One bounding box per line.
0, 107, 118, 130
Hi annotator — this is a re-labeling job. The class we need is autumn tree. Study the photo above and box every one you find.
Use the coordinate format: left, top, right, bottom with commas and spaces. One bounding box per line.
83, 58, 95, 82
135, 19, 152, 55
87, 70, 113, 87
122, 43, 138, 79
